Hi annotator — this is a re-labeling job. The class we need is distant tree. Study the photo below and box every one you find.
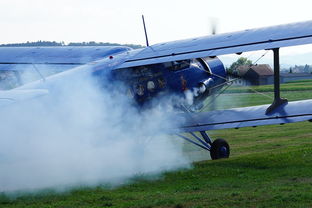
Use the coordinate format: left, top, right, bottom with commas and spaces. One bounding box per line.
0, 41, 143, 49
0, 41, 63, 47
303, 64, 310, 73
227, 57, 252, 76
67, 41, 143, 48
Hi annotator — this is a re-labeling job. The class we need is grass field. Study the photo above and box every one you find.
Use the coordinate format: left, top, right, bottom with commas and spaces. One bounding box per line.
225, 79, 312, 93
202, 79, 312, 110
1, 81, 312, 208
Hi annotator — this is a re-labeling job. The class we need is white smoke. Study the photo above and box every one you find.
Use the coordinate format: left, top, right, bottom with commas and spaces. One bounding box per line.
0, 68, 190, 192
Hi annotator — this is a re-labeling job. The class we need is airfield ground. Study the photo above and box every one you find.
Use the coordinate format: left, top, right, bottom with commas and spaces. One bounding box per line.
1, 80, 312, 208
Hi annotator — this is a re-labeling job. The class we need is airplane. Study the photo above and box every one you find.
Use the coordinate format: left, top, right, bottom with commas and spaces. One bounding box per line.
1, 20, 312, 160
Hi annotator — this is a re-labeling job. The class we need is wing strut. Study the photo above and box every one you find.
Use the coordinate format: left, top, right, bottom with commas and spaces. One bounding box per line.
265, 48, 288, 114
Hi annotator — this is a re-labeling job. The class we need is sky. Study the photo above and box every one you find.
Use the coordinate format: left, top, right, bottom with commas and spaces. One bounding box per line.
1, 0, 312, 64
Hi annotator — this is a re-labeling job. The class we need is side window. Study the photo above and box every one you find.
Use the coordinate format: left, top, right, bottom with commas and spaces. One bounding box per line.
164, 60, 190, 71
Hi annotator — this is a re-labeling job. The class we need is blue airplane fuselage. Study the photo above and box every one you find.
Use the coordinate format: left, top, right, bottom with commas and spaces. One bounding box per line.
0, 46, 227, 109
94, 51, 227, 108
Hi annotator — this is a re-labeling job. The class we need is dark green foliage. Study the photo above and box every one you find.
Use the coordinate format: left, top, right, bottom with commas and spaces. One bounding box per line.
202, 80, 312, 111
0, 41, 63, 47
0, 41, 143, 49
67, 41, 143, 49
227, 57, 253, 76
221, 79, 312, 93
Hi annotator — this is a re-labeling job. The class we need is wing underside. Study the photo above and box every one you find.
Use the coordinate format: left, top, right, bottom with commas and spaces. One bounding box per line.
176, 99, 312, 133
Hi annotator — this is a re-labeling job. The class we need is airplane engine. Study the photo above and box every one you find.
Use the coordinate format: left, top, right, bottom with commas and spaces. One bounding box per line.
190, 57, 227, 106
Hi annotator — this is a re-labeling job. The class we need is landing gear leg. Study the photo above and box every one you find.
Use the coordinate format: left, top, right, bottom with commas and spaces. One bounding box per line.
176, 131, 230, 160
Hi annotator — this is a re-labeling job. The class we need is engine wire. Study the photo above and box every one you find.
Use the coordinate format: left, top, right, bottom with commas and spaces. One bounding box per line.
233, 50, 273, 99
201, 51, 274, 112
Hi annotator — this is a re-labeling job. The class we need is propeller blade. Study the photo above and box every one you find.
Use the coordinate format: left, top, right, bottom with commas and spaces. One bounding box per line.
209, 17, 218, 35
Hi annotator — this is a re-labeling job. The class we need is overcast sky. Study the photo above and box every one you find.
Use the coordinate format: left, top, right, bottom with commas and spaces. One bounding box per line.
1, 0, 311, 44
1, 0, 312, 64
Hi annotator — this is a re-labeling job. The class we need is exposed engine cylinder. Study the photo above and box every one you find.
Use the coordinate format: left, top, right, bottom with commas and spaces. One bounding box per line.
198, 78, 214, 94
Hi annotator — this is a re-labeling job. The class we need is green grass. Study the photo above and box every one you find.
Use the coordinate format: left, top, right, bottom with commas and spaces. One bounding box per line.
285, 79, 312, 83
226, 79, 312, 93
1, 81, 312, 208
202, 90, 312, 110
202, 80, 312, 110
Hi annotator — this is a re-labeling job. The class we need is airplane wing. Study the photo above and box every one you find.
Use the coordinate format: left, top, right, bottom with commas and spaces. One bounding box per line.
0, 46, 131, 72
176, 99, 312, 133
115, 20, 312, 135
117, 20, 312, 68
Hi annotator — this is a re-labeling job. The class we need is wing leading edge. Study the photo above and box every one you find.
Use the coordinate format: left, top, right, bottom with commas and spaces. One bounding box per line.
176, 99, 312, 133
117, 20, 312, 68
0, 46, 131, 74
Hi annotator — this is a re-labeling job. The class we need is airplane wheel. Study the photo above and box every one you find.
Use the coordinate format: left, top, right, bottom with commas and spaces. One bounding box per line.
210, 138, 230, 160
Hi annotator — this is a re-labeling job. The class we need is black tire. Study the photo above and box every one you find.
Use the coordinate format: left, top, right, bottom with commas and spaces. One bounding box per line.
210, 138, 230, 160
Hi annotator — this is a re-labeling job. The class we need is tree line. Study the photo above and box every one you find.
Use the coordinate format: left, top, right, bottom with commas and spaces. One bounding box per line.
0, 41, 143, 49
227, 57, 312, 75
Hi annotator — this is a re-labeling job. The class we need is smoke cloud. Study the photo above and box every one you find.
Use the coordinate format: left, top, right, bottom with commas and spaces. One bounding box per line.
0, 67, 189, 192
